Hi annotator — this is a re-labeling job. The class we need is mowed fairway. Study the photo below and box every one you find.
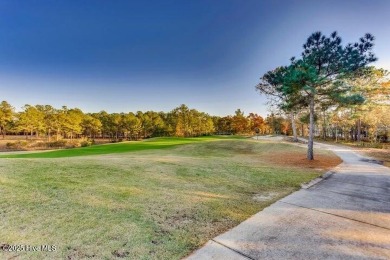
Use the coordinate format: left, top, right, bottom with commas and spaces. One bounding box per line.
0, 137, 341, 259
0, 136, 232, 158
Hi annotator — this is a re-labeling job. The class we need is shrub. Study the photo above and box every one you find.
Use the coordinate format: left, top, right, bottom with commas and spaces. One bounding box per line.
6, 142, 16, 149
66, 140, 81, 148
370, 142, 385, 149
80, 140, 93, 147
31, 141, 47, 148
5, 141, 29, 149
47, 140, 67, 148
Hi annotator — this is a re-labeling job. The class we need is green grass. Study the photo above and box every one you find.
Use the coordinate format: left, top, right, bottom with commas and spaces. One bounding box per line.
0, 138, 339, 259
0, 136, 243, 158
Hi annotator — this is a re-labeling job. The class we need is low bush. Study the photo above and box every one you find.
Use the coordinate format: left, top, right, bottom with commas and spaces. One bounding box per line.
80, 140, 93, 147
32, 141, 47, 148
47, 140, 68, 148
66, 140, 81, 148
5, 139, 97, 151
5, 141, 29, 149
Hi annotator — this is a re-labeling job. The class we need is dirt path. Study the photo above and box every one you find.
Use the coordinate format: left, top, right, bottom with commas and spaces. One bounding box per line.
187, 136, 390, 259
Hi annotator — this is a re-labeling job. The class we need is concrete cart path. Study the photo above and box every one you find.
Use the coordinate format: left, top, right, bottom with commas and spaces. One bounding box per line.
186, 138, 390, 259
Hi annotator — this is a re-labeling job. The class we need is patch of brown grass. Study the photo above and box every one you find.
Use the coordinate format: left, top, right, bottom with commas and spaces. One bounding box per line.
263, 151, 342, 171
361, 149, 390, 167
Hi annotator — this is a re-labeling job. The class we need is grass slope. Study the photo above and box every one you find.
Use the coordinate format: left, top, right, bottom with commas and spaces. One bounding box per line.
0, 138, 341, 259
0, 136, 241, 158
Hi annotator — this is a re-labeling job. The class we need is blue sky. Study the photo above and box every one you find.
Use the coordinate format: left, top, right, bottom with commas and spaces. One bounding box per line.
1, 0, 389, 116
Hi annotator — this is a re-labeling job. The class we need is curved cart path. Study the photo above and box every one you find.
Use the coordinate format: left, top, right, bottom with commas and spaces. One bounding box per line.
187, 138, 390, 259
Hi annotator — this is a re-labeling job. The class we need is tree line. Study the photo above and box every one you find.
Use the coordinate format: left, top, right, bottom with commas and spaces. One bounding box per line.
256, 31, 390, 160
0, 103, 269, 140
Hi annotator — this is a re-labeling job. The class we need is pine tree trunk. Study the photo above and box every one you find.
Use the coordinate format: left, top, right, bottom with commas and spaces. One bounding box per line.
322, 111, 326, 140
307, 96, 315, 160
357, 118, 361, 142
290, 112, 298, 142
